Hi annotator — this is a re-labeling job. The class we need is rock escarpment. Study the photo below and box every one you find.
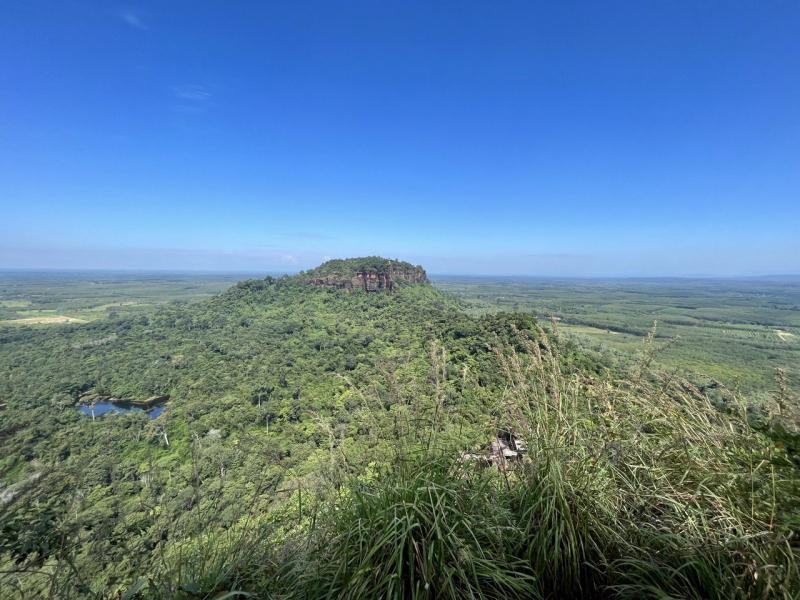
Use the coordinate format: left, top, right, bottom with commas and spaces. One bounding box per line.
305, 258, 427, 292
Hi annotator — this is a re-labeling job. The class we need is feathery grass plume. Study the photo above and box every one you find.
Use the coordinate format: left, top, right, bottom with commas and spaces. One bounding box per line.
491, 324, 799, 599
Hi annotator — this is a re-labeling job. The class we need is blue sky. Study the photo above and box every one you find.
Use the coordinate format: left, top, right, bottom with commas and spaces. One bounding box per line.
1, 1, 798, 275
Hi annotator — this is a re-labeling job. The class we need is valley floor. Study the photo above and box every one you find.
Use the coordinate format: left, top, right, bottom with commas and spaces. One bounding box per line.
433, 275, 800, 399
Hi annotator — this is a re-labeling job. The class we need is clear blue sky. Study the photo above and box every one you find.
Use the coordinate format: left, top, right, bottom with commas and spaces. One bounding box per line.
1, 1, 798, 275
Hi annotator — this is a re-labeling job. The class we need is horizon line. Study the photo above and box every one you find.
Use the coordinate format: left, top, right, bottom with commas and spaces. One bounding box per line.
1, 267, 798, 281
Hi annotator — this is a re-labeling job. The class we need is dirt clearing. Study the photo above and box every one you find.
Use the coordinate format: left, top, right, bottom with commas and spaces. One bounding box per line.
2, 316, 87, 325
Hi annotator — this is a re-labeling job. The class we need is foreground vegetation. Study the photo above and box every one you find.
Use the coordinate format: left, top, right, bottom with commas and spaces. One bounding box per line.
1, 262, 798, 598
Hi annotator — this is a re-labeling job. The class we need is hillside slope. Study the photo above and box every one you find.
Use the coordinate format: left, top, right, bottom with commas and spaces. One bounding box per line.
0, 258, 798, 599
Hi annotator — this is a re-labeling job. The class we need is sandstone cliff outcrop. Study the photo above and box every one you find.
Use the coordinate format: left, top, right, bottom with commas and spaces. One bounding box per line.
306, 259, 427, 292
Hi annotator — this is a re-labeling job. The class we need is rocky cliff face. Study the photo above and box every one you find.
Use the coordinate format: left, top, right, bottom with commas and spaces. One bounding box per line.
306, 261, 427, 292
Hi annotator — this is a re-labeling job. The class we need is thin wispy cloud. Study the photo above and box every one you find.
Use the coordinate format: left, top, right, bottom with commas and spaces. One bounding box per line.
169, 85, 215, 117
118, 9, 147, 30
171, 85, 212, 101
280, 232, 336, 240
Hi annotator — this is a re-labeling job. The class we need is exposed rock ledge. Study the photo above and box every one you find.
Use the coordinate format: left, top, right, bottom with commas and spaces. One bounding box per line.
305, 259, 427, 292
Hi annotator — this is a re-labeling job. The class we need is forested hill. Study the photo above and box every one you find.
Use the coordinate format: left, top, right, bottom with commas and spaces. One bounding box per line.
1, 259, 798, 599
0, 262, 579, 408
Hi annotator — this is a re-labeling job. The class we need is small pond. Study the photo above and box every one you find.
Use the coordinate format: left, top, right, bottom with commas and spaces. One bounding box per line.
77, 401, 165, 419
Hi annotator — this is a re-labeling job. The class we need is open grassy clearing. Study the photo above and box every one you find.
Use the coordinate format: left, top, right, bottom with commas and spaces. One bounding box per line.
0, 300, 30, 308
1, 315, 88, 325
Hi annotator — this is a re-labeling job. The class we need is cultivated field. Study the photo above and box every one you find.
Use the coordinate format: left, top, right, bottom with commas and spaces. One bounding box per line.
434, 275, 800, 398
0, 271, 262, 324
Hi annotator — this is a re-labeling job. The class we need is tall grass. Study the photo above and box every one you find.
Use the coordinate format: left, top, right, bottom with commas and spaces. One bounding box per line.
304, 452, 534, 600
125, 324, 799, 599
489, 322, 799, 599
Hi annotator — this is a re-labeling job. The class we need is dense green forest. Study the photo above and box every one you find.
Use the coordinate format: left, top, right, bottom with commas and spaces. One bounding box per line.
1, 260, 798, 599
305, 257, 421, 278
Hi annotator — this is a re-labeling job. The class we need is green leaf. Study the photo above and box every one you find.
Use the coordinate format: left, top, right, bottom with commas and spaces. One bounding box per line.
121, 577, 149, 600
